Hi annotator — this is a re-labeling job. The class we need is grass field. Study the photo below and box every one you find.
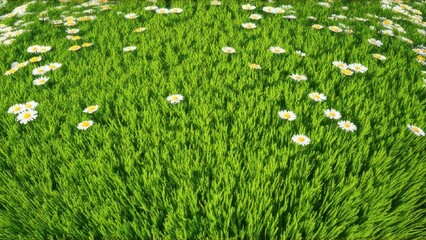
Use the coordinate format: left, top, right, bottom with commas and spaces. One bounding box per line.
1, 0, 426, 238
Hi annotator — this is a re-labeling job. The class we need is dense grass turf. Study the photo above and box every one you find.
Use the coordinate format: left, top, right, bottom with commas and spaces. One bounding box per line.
1, 0, 426, 238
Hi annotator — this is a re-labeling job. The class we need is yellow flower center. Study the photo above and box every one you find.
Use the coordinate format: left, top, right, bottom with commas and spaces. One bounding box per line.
25, 103, 32, 108
297, 137, 305, 142
23, 112, 32, 119
81, 121, 91, 127
283, 113, 290, 119
412, 127, 419, 133
342, 69, 352, 75
87, 106, 96, 112
344, 123, 351, 128
329, 112, 336, 117
14, 106, 22, 111
171, 96, 179, 101
38, 69, 44, 73
38, 79, 46, 84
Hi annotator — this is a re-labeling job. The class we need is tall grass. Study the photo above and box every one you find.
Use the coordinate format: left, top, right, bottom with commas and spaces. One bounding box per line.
1, 0, 425, 238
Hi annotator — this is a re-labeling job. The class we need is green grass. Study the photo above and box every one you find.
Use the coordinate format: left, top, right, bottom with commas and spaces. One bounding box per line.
1, 0, 426, 238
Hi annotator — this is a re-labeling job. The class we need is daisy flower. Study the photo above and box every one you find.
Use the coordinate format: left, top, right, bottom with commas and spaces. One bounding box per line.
134, 27, 146, 33
242, 22, 256, 29
27, 45, 40, 53
16, 110, 38, 124
24, 101, 38, 110
332, 61, 348, 70
262, 6, 277, 14
222, 47, 235, 54
38, 46, 52, 53
295, 50, 306, 56
64, 21, 77, 26
341, 69, 353, 76
4, 68, 18, 76
372, 53, 386, 61
29, 56, 42, 63
156, 8, 170, 14
69, 35, 81, 41
211, 1, 221, 6
270, 46, 286, 54
123, 46, 137, 52
69, 45, 81, 51
169, 8, 183, 14
82, 42, 93, 47
33, 76, 49, 86
124, 13, 138, 19
242, 4, 256, 10
309, 92, 327, 102
289, 74, 307, 82
167, 94, 184, 104
249, 63, 261, 69
249, 14, 262, 20
368, 38, 383, 47
291, 134, 311, 146
7, 104, 26, 114
308, 16, 317, 20
100, 5, 112, 11
83, 105, 99, 114
77, 120, 94, 130
278, 110, 296, 121
329, 26, 343, 33
145, 6, 158, 11
66, 28, 79, 34
47, 62, 62, 71
32, 66, 49, 76
312, 24, 323, 29
338, 120, 357, 132
348, 63, 368, 73
407, 125, 425, 136
283, 15, 297, 20
324, 109, 341, 119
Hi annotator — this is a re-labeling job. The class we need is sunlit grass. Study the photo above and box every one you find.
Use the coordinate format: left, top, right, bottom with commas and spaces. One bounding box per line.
1, 0, 425, 238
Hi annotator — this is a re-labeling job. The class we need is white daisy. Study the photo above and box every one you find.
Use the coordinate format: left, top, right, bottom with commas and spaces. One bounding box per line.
348, 63, 368, 73
242, 4, 256, 10
169, 8, 183, 14
123, 46, 137, 52
83, 105, 99, 114
69, 45, 81, 51
242, 22, 256, 29
407, 124, 425, 136
24, 101, 39, 110
341, 69, 353, 76
4, 68, 18, 76
7, 103, 26, 114
38, 46, 52, 53
295, 50, 306, 56
332, 61, 348, 70
27, 45, 40, 53
47, 62, 62, 71
289, 74, 307, 82
66, 28, 79, 34
156, 8, 170, 14
278, 110, 296, 121
124, 13, 138, 19
33, 76, 49, 86
249, 14, 262, 20
167, 94, 184, 104
16, 110, 38, 124
324, 109, 341, 119
368, 38, 383, 47
145, 6, 158, 11
308, 92, 326, 102
372, 53, 386, 61
32, 66, 50, 76
221, 47, 235, 54
329, 26, 343, 33
29, 56, 42, 63
134, 27, 146, 33
291, 134, 311, 146
249, 63, 261, 70
270, 46, 286, 54
312, 24, 324, 30
211, 1, 221, 6
338, 120, 357, 132
77, 120, 94, 130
